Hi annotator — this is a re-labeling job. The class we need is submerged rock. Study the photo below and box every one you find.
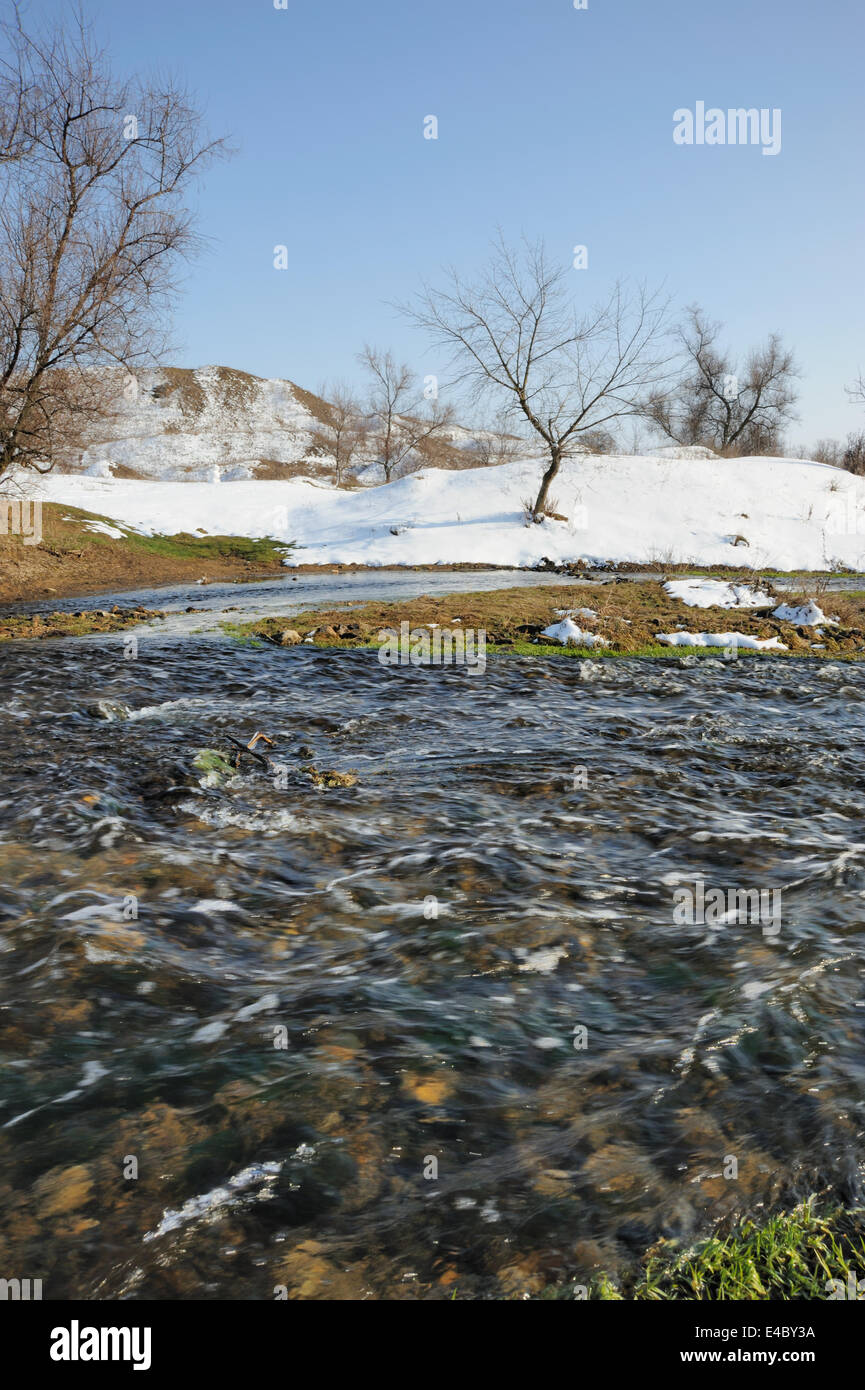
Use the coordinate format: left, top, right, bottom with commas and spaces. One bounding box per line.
577, 660, 605, 681
88, 699, 132, 721
301, 766, 358, 789
193, 749, 237, 785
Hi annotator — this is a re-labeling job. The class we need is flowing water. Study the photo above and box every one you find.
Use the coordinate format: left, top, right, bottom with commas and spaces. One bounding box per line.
1, 587, 865, 1300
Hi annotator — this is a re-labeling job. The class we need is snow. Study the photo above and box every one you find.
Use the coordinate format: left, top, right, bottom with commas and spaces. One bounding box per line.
58, 363, 498, 484
555, 606, 598, 620
664, 579, 773, 608
771, 601, 836, 626
654, 444, 719, 460
657, 631, 788, 650
73, 366, 324, 481
25, 451, 865, 571
541, 618, 609, 647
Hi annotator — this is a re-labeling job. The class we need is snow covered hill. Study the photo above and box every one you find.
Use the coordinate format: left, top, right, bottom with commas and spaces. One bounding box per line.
32, 452, 865, 571
58, 364, 500, 483
64, 366, 330, 481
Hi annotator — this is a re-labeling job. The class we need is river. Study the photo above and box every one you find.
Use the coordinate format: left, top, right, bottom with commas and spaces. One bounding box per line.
1, 571, 864, 1299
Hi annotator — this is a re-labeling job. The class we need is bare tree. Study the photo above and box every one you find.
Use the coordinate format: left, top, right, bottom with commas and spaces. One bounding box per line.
576, 427, 617, 455
646, 306, 798, 456
403, 236, 670, 518
843, 431, 865, 476
841, 375, 865, 475
317, 381, 366, 486
466, 409, 522, 468
358, 344, 454, 482
0, 5, 225, 484
807, 438, 843, 466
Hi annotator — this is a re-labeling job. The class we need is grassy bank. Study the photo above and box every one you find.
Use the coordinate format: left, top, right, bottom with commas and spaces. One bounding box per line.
0, 503, 294, 602
0, 604, 166, 641
581, 1201, 865, 1301
230, 579, 865, 660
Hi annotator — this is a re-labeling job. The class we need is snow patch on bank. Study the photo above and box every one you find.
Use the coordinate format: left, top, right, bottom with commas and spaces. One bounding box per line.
771, 601, 836, 626
26, 451, 865, 571
541, 618, 609, 647
664, 579, 773, 609
657, 631, 788, 651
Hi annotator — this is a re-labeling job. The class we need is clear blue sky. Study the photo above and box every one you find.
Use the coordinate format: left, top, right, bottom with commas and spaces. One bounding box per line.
28, 0, 865, 442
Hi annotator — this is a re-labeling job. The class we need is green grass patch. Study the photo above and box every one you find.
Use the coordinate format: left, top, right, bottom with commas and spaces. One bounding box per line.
585, 1201, 865, 1301
49, 505, 295, 565
491, 640, 777, 660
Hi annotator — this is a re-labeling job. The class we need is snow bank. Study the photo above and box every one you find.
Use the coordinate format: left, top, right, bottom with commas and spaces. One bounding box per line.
771, 601, 836, 626
541, 618, 609, 647
657, 631, 788, 650
28, 452, 865, 571
555, 606, 598, 621
664, 579, 773, 608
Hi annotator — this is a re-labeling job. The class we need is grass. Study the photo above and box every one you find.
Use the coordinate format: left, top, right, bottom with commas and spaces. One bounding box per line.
0, 501, 296, 602
224, 578, 865, 661
0, 604, 164, 642
492, 640, 776, 661
45, 506, 296, 566
120, 529, 293, 565
218, 621, 266, 647
583, 1200, 865, 1301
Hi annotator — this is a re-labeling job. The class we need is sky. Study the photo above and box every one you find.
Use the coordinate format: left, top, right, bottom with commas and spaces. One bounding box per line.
24, 0, 865, 444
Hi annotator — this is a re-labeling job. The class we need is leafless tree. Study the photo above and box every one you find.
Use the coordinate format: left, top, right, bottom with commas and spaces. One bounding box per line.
840, 374, 865, 475
576, 427, 617, 455
466, 410, 522, 468
317, 381, 366, 486
646, 306, 798, 456
403, 235, 671, 518
358, 344, 455, 482
843, 431, 865, 476
806, 438, 843, 466
0, 5, 226, 485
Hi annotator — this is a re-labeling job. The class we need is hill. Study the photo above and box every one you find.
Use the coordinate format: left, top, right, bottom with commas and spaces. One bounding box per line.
56, 364, 503, 483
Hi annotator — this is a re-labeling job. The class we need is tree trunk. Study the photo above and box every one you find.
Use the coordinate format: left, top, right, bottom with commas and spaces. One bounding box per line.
533, 448, 562, 519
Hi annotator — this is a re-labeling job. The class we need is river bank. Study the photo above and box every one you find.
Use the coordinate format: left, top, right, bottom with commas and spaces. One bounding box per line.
0, 501, 542, 604
6, 563, 865, 659
0, 503, 293, 603
235, 579, 865, 660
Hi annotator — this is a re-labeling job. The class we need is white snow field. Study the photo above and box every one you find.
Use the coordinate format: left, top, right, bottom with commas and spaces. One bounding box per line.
29, 452, 865, 571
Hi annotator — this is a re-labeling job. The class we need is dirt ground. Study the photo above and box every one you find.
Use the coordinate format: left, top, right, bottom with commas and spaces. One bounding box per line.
0, 504, 290, 603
